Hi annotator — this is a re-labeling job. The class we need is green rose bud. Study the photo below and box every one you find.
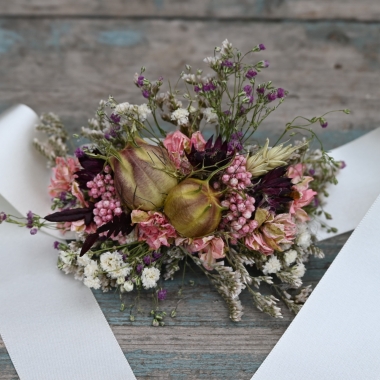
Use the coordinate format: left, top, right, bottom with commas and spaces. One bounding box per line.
164, 178, 222, 238
110, 140, 177, 211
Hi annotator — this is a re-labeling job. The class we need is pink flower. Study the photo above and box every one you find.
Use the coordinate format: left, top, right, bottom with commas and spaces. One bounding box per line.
131, 210, 177, 250
163, 131, 190, 169
287, 164, 317, 222
49, 156, 80, 198
244, 208, 296, 255
190, 131, 206, 151
71, 182, 88, 207
189, 236, 225, 270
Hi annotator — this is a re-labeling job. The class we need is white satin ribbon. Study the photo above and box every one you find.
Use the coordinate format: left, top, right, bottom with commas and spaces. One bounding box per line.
0, 106, 136, 380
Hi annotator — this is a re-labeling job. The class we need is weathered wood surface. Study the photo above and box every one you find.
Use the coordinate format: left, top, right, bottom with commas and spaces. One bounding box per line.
0, 0, 379, 21
0, 232, 350, 379
0, 18, 379, 143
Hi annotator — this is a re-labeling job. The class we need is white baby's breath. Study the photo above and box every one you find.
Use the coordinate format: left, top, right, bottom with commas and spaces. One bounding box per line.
262, 256, 282, 275
284, 249, 298, 266
171, 108, 189, 126
141, 267, 160, 289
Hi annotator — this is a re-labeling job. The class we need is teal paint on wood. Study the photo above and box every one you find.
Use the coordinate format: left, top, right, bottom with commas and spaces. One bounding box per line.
0, 27, 22, 54
97, 30, 143, 47
47, 22, 71, 50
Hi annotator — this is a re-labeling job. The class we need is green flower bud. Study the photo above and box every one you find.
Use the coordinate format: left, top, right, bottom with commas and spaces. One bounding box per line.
164, 178, 222, 238
110, 140, 178, 211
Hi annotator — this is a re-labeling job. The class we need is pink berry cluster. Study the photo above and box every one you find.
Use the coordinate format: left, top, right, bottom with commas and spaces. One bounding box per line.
221, 154, 252, 190
86, 166, 122, 227
220, 192, 258, 244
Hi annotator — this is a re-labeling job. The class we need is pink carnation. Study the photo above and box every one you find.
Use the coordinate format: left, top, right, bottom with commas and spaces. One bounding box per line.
287, 164, 317, 222
49, 156, 80, 198
188, 236, 225, 270
190, 131, 206, 151
163, 131, 190, 169
245, 209, 296, 255
131, 210, 177, 250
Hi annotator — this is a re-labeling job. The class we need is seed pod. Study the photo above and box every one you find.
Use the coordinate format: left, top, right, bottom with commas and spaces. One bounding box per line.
110, 140, 177, 211
164, 178, 222, 238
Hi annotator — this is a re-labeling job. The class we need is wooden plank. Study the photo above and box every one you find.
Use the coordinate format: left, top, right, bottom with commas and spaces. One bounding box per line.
0, 232, 349, 379
0, 0, 379, 21
0, 19, 379, 140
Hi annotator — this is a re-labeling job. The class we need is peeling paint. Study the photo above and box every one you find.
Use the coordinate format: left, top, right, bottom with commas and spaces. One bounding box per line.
47, 22, 71, 49
97, 30, 143, 47
0, 28, 23, 54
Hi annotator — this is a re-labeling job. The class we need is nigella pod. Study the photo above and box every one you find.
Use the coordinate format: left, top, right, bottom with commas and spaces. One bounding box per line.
109, 139, 178, 211
164, 178, 223, 238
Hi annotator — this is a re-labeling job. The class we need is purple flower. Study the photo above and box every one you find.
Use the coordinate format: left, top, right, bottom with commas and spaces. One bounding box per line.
0, 211, 7, 221
158, 76, 164, 81
142, 89, 150, 99
53, 241, 60, 249
221, 60, 234, 68
256, 86, 265, 95
264, 60, 269, 68
137, 75, 144, 87
243, 85, 253, 95
203, 83, 211, 92
277, 88, 286, 98
104, 132, 111, 140
227, 132, 244, 153
59, 192, 67, 201
143, 255, 152, 265
259, 43, 266, 51
136, 263, 144, 274
319, 117, 329, 128
30, 228, 38, 235
340, 161, 347, 169
153, 251, 162, 260
110, 128, 118, 138
223, 110, 232, 116
309, 169, 316, 176
194, 85, 201, 93
74, 147, 85, 158
246, 69, 257, 79
267, 92, 277, 102
26, 211, 34, 228
110, 113, 121, 124
157, 289, 168, 301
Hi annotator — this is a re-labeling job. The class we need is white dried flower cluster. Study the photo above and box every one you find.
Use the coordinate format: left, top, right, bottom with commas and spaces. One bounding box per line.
296, 223, 312, 250
170, 108, 189, 126
202, 107, 218, 123
141, 267, 160, 289
57, 245, 129, 291
251, 290, 282, 318
262, 256, 282, 275
100, 251, 131, 279
33, 112, 69, 167
204, 39, 233, 67
284, 249, 298, 265
115, 102, 152, 122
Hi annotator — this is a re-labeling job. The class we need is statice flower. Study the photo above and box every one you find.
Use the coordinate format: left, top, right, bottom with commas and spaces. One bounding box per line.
157, 289, 168, 301
141, 267, 160, 289
83, 276, 101, 289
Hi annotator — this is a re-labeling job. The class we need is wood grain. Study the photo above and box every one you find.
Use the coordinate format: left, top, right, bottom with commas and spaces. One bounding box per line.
0, 0, 379, 21
0, 19, 379, 139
